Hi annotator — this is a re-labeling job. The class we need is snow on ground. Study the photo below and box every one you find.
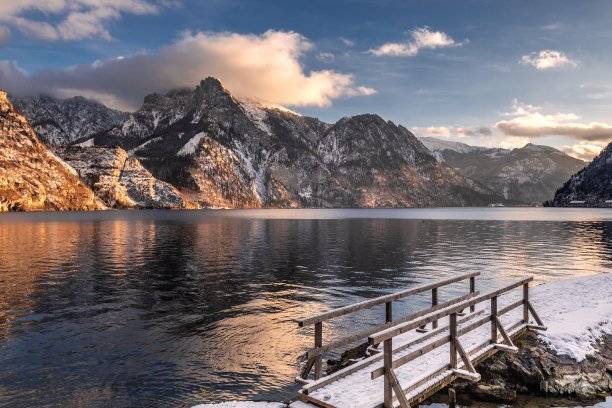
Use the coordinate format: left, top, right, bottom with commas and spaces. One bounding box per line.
193, 273, 612, 408
528, 273, 612, 361
193, 403, 285, 408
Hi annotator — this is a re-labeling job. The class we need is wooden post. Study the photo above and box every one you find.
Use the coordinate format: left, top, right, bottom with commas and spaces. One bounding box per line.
523, 283, 529, 323
449, 312, 457, 369
386, 301, 393, 323
383, 337, 393, 408
314, 322, 323, 380
470, 276, 476, 313
432, 288, 438, 329
491, 296, 498, 343
448, 387, 457, 408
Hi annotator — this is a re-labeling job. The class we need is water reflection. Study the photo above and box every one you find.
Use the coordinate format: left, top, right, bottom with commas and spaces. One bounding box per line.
0, 209, 610, 407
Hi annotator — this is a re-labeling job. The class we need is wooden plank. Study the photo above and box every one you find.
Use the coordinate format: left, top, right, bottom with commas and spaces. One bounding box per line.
369, 277, 533, 344
527, 324, 547, 331
452, 368, 481, 382
432, 287, 438, 329
454, 338, 477, 375
384, 338, 393, 407
495, 317, 516, 348
296, 391, 337, 408
305, 311, 485, 394
523, 283, 529, 323
371, 335, 451, 379
491, 296, 498, 343
469, 276, 476, 313
300, 357, 315, 381
386, 301, 393, 323
395, 310, 484, 354
314, 322, 323, 380
494, 343, 519, 353
449, 313, 457, 369
527, 300, 546, 327
297, 272, 480, 326
307, 292, 478, 359
388, 368, 410, 408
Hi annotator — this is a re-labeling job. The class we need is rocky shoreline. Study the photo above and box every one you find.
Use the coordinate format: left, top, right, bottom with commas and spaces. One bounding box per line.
323, 331, 611, 407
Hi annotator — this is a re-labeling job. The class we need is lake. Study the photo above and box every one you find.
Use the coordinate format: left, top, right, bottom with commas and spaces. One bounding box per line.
0, 208, 611, 407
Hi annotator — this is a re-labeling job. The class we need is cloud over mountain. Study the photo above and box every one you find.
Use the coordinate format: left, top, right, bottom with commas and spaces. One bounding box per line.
0, 30, 375, 111
495, 100, 612, 142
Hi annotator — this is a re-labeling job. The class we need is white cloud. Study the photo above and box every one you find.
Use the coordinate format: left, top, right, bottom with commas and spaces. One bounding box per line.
369, 27, 466, 57
0, 0, 160, 41
520, 50, 578, 70
0, 30, 375, 111
0, 26, 10, 43
562, 141, 608, 161
411, 125, 491, 138
495, 100, 612, 142
316, 52, 335, 62
339, 37, 354, 47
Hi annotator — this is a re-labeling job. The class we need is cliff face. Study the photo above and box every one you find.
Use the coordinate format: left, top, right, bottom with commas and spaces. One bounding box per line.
0, 91, 104, 212
85, 78, 504, 208
421, 137, 586, 205
53, 146, 188, 209
547, 141, 612, 207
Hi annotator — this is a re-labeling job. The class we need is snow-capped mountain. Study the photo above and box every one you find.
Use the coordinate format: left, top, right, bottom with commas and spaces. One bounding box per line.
547, 141, 612, 207
83, 77, 504, 208
11, 95, 127, 145
0, 91, 104, 211
421, 137, 585, 204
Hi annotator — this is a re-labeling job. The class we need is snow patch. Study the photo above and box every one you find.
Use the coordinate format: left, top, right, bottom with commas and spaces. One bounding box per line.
177, 132, 207, 156
75, 138, 94, 147
128, 137, 163, 155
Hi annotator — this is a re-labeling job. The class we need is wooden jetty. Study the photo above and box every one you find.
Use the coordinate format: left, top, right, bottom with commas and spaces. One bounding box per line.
296, 272, 547, 408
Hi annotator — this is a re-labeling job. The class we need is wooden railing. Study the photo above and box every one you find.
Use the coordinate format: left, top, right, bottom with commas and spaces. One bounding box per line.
368, 277, 547, 408
296, 272, 479, 382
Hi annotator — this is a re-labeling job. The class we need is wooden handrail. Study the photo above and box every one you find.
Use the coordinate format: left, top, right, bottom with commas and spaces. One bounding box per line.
297, 272, 480, 327
369, 277, 533, 345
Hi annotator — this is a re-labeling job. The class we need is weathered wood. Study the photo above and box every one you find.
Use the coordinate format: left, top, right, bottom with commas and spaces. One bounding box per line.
527, 324, 547, 331
452, 368, 481, 381
384, 338, 393, 408
308, 292, 478, 359
469, 276, 476, 313
449, 387, 457, 408
523, 283, 529, 323
314, 321, 323, 380
527, 300, 546, 327
369, 277, 533, 344
495, 317, 516, 348
388, 368, 411, 408
299, 357, 316, 381
371, 335, 451, 379
494, 343, 519, 353
454, 338, 477, 374
432, 287, 438, 329
491, 296, 498, 343
296, 391, 337, 408
386, 301, 393, 323
297, 272, 480, 326
449, 313, 458, 369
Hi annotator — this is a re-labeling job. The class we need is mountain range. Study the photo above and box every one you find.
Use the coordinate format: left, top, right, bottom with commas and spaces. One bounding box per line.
420, 137, 586, 204
1, 77, 608, 211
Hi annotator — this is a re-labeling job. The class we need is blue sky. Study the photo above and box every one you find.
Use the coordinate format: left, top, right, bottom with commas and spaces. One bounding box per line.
1, 0, 612, 159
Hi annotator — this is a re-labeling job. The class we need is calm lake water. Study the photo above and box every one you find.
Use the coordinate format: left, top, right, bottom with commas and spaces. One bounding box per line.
0, 208, 611, 407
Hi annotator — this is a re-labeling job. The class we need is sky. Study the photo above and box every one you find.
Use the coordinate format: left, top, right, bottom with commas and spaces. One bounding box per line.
1, 0, 611, 160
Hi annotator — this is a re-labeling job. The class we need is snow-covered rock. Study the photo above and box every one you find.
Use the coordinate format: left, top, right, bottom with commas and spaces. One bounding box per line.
53, 145, 188, 209
0, 91, 104, 211
11, 95, 126, 145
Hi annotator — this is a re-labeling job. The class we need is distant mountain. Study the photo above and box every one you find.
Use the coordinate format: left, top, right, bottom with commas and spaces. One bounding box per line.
0, 91, 104, 211
53, 146, 189, 209
421, 137, 586, 204
80, 77, 504, 208
546, 141, 612, 207
11, 95, 127, 145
